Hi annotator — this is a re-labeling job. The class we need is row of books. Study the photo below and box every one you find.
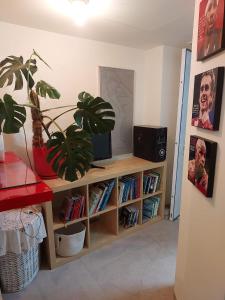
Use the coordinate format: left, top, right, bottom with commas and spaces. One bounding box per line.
118, 175, 140, 204
119, 206, 139, 228
142, 196, 160, 222
89, 179, 115, 215
60, 194, 85, 222
143, 172, 160, 194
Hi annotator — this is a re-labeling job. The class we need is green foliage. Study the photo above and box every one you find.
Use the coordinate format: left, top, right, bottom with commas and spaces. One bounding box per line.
74, 92, 115, 134
36, 80, 60, 99
0, 55, 37, 90
0, 51, 115, 182
46, 125, 93, 181
0, 94, 26, 133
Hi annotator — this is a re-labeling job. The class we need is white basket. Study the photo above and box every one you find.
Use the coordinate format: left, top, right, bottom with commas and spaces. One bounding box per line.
0, 244, 39, 293
55, 223, 86, 257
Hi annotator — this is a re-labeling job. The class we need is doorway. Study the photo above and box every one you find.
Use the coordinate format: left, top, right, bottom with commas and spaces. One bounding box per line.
170, 48, 191, 220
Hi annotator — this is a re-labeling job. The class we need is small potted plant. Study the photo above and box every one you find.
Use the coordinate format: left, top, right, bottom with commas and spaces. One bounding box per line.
0, 50, 115, 182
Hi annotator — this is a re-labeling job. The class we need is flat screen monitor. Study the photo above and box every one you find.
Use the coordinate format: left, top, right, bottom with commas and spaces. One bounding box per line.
91, 132, 112, 161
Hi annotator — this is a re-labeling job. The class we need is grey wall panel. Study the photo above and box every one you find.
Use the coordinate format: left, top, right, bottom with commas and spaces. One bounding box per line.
99, 66, 134, 156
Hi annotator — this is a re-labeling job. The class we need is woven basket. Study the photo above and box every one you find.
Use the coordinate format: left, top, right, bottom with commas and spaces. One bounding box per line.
0, 244, 39, 293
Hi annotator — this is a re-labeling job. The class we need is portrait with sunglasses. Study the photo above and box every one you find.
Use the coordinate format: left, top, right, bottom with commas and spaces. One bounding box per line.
191, 67, 224, 131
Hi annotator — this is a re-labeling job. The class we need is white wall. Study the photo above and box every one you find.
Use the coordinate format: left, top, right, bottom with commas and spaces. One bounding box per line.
0, 22, 182, 206
143, 45, 182, 203
161, 46, 182, 203
175, 0, 225, 299
142, 46, 164, 125
0, 21, 146, 162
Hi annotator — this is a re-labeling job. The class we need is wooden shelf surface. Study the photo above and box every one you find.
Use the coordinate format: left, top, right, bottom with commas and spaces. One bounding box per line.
44, 156, 166, 193
142, 190, 163, 199
53, 216, 88, 231
119, 197, 142, 207
89, 205, 117, 218
142, 215, 162, 225
119, 224, 141, 235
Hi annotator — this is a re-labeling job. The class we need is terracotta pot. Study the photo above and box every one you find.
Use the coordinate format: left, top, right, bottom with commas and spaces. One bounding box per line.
33, 145, 57, 179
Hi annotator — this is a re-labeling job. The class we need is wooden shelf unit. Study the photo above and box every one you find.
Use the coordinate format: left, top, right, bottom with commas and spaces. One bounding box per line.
42, 156, 167, 269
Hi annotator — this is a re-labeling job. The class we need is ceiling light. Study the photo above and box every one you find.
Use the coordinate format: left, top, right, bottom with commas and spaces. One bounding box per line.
70, 0, 89, 26
48, 0, 111, 26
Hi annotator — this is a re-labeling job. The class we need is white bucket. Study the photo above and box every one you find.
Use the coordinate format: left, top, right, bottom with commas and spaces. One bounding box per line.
55, 223, 86, 257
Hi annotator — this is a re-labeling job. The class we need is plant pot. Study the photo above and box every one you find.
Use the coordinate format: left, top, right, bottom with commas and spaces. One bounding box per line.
33, 145, 57, 179
0, 134, 5, 162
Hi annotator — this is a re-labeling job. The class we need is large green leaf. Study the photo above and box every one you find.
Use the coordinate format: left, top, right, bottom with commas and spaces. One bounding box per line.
46, 125, 93, 181
74, 91, 115, 134
36, 80, 60, 99
0, 56, 37, 90
0, 94, 26, 133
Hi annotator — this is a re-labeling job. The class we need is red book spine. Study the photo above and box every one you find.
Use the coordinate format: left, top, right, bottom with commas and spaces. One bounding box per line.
71, 199, 81, 220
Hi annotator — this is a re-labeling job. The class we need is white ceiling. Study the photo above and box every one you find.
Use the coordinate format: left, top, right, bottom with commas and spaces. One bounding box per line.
0, 0, 195, 49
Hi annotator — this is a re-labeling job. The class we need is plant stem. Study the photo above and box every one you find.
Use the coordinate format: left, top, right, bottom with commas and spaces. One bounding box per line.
43, 115, 66, 137
41, 105, 77, 113
41, 121, 51, 139
44, 107, 77, 130
26, 51, 35, 105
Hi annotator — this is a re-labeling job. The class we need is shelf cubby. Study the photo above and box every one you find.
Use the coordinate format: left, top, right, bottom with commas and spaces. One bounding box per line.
118, 200, 142, 234
142, 193, 162, 224
52, 185, 88, 230
118, 171, 142, 205
90, 209, 118, 247
142, 167, 163, 197
88, 178, 117, 217
54, 219, 89, 268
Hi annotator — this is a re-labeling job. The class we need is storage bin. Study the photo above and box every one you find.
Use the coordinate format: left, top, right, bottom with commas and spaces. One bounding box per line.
55, 223, 86, 257
0, 244, 39, 293
0, 207, 46, 293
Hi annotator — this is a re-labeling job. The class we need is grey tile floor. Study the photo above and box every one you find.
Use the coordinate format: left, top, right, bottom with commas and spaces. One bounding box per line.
3, 220, 178, 300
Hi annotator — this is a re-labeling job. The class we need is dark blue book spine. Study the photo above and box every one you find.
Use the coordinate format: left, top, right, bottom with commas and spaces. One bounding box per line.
100, 180, 115, 210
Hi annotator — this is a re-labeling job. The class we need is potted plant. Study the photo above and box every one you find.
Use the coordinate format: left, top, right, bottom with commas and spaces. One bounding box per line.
0, 50, 115, 182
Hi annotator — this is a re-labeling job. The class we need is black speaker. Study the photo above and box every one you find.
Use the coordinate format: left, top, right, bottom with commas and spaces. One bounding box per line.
133, 126, 167, 162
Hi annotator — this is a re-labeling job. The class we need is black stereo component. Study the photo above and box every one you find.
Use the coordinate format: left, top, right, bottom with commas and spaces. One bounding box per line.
133, 126, 167, 162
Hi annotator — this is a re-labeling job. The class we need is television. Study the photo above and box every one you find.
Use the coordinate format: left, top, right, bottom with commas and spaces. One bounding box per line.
91, 132, 112, 161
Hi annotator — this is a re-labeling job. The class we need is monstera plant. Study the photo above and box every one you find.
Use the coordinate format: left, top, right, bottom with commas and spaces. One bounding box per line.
0, 50, 115, 181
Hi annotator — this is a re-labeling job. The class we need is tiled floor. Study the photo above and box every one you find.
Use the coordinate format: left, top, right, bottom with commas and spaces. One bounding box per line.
3, 220, 179, 300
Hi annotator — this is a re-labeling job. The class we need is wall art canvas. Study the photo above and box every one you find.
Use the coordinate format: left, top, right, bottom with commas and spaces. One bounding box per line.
188, 135, 217, 197
99, 66, 134, 156
191, 67, 224, 131
197, 0, 225, 61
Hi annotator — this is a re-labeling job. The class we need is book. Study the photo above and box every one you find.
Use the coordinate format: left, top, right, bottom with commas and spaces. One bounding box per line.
120, 205, 139, 228
100, 179, 115, 211
95, 182, 109, 213
118, 181, 125, 204
143, 196, 160, 219
150, 172, 161, 191
71, 196, 81, 220
89, 186, 104, 215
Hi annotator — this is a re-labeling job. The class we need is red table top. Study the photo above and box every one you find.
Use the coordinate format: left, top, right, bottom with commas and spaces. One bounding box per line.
0, 152, 53, 212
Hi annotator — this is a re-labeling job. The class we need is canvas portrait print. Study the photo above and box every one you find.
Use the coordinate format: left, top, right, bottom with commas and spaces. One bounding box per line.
191, 67, 224, 131
197, 0, 225, 61
188, 136, 217, 197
